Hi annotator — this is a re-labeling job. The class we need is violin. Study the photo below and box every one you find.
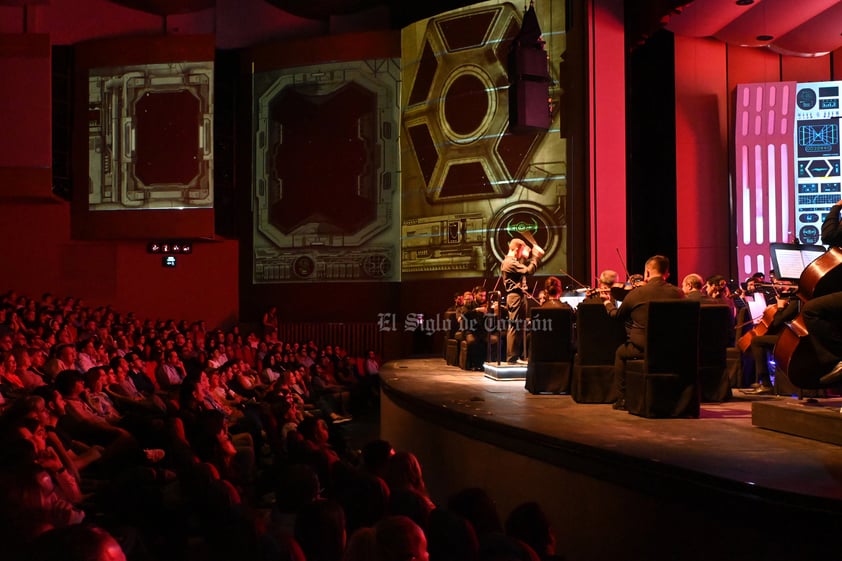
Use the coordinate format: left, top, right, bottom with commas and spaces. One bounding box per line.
582, 277, 643, 300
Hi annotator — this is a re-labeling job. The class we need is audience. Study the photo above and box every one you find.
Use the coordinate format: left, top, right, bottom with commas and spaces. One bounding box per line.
0, 289, 569, 561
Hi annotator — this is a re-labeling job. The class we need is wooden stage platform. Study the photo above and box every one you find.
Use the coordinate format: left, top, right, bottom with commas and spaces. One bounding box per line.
379, 358, 842, 561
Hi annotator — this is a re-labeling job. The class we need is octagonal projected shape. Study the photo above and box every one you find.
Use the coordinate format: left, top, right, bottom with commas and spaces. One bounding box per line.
269, 82, 377, 236
403, 4, 543, 203
135, 90, 201, 186
253, 58, 400, 283
88, 61, 213, 211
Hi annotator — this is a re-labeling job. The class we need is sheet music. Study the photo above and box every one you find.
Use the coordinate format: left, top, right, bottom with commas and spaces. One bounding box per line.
560, 295, 586, 310
775, 249, 809, 280
746, 295, 768, 322
802, 249, 826, 267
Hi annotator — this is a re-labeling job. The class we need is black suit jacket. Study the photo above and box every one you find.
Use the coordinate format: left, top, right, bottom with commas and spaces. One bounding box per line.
604, 277, 684, 350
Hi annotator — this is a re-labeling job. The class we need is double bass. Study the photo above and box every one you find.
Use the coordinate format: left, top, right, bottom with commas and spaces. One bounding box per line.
773, 247, 842, 388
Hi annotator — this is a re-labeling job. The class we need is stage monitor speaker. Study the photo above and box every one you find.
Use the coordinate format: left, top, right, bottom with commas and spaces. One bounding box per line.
509, 80, 550, 132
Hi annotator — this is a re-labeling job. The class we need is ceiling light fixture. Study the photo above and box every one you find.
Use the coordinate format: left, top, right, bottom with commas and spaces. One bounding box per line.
756, 34, 774, 41
735, 0, 754, 6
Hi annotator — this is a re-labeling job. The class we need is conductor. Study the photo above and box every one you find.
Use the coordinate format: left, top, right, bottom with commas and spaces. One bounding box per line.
501, 237, 544, 363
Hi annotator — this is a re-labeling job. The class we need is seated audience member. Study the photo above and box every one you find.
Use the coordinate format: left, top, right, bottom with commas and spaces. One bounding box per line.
447, 487, 504, 539
373, 515, 430, 561
289, 416, 340, 487
124, 352, 159, 396
343, 527, 377, 561
28, 524, 128, 561
385, 451, 435, 514
309, 362, 352, 423
0, 352, 26, 396
505, 501, 563, 561
191, 409, 254, 493
478, 533, 541, 561
261, 353, 284, 385
426, 507, 479, 561
0, 462, 86, 559
361, 438, 395, 481
31, 386, 104, 477
294, 499, 347, 561
53, 370, 157, 468
155, 349, 187, 391
14, 417, 83, 505
15, 346, 46, 389
83, 367, 123, 424
332, 461, 390, 534
74, 338, 99, 373
267, 463, 321, 544
107, 355, 167, 415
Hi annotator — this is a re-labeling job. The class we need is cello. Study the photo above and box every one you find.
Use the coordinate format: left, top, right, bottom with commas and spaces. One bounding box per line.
736, 303, 777, 353
773, 247, 842, 388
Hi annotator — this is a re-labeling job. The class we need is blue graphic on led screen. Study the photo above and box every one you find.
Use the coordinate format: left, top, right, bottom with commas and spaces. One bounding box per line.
797, 119, 839, 159
794, 81, 842, 245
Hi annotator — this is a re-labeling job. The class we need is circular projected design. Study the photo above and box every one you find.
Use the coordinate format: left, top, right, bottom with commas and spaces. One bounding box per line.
799, 225, 820, 245
363, 255, 392, 278
488, 202, 561, 265
293, 255, 316, 278
441, 70, 493, 140
796, 88, 817, 111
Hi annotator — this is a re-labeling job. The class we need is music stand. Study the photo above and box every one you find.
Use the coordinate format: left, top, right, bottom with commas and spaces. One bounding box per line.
769, 243, 826, 281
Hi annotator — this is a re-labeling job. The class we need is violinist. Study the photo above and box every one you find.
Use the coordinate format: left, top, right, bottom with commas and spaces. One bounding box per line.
582, 270, 619, 303
540, 276, 573, 310
602, 255, 684, 411
681, 273, 715, 303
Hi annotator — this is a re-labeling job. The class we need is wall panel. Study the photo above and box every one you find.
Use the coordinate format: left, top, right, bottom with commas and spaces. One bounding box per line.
674, 36, 729, 279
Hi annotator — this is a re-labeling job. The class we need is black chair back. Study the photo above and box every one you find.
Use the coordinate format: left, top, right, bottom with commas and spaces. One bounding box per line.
530, 307, 574, 362
699, 304, 733, 402
625, 300, 701, 417
643, 300, 700, 376
699, 305, 730, 368
576, 303, 626, 365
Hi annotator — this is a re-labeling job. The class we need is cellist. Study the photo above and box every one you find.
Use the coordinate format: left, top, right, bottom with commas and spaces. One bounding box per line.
801, 200, 842, 385
744, 292, 799, 393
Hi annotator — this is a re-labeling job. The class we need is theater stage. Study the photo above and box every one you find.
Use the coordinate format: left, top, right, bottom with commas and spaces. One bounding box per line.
379, 358, 842, 561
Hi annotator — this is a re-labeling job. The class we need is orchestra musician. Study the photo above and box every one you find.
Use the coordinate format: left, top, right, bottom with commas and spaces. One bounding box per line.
501, 238, 544, 364
582, 270, 619, 303
745, 293, 799, 393
804, 199, 842, 385
601, 255, 684, 411
681, 273, 715, 303
540, 277, 572, 310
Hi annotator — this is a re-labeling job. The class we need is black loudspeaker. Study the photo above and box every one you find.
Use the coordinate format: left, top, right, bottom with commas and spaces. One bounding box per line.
507, 5, 550, 133
509, 80, 550, 131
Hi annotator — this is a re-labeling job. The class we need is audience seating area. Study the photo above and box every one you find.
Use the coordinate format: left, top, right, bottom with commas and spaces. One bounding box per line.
0, 290, 567, 561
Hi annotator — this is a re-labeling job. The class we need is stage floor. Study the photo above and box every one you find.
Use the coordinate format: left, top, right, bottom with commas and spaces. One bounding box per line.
381, 358, 842, 508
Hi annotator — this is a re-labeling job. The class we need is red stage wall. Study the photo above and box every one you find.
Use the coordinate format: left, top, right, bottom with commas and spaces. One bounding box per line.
590, 0, 627, 281
673, 36, 729, 280
0, 34, 51, 173
675, 38, 842, 281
